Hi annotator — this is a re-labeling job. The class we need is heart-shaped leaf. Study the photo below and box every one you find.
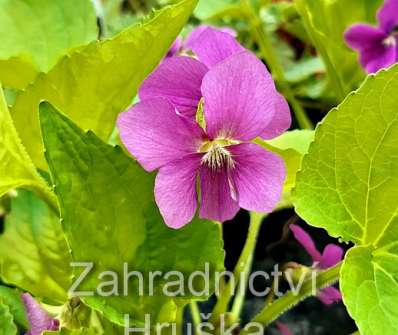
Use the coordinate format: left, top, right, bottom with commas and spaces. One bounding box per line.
40, 102, 224, 326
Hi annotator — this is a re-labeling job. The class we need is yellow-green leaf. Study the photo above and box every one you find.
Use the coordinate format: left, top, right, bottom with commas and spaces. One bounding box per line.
294, 65, 398, 334
11, 0, 198, 170
40, 102, 224, 326
257, 130, 314, 208
0, 302, 17, 335
0, 0, 98, 89
0, 190, 72, 303
0, 84, 57, 208
341, 244, 398, 335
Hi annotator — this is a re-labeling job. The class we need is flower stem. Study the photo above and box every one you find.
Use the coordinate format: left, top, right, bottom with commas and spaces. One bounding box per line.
211, 212, 264, 324
176, 306, 184, 335
293, 0, 346, 101
190, 302, 202, 333
239, 262, 342, 334
230, 252, 253, 322
240, 0, 313, 130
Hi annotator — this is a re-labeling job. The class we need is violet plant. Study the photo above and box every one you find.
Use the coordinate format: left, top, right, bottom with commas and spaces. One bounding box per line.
0, 0, 397, 335
344, 0, 398, 73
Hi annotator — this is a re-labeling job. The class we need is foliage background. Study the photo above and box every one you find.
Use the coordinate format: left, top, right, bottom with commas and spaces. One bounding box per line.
0, 0, 397, 334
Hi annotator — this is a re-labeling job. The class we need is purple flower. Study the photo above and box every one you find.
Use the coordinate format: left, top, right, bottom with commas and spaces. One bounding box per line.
22, 293, 59, 335
184, 25, 237, 51
118, 43, 291, 228
289, 224, 343, 305
344, 0, 398, 73
140, 26, 247, 118
165, 25, 237, 60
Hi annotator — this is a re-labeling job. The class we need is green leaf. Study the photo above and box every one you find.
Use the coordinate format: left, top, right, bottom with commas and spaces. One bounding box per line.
294, 0, 383, 97
257, 130, 314, 208
0, 57, 38, 90
294, 66, 398, 246
11, 0, 198, 171
0, 0, 98, 89
294, 65, 398, 334
0, 190, 72, 303
56, 299, 124, 334
194, 0, 240, 20
0, 84, 58, 209
40, 102, 224, 326
0, 286, 28, 329
341, 245, 398, 335
0, 302, 17, 335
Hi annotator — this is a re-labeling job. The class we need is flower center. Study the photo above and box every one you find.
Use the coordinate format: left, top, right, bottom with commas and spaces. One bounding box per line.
383, 35, 396, 46
199, 138, 240, 170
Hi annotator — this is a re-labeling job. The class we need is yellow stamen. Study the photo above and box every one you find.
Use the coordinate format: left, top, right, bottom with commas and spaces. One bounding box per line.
199, 138, 240, 170
383, 35, 396, 46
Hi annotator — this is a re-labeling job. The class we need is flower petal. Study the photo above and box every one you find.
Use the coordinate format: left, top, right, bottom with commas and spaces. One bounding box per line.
22, 293, 59, 335
318, 286, 342, 305
377, 0, 398, 33
344, 24, 386, 51
359, 43, 397, 73
260, 93, 291, 140
185, 25, 237, 51
117, 98, 205, 172
289, 224, 322, 263
187, 26, 244, 68
228, 143, 285, 213
276, 322, 294, 335
139, 56, 208, 118
199, 165, 240, 222
201, 51, 277, 141
155, 154, 201, 229
319, 244, 344, 269
219, 27, 238, 38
